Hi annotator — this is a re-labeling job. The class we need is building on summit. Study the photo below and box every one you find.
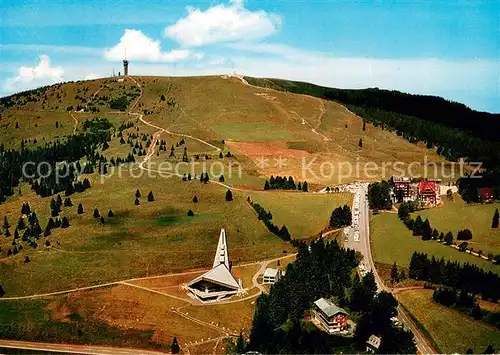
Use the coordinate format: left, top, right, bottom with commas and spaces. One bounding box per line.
186, 228, 242, 302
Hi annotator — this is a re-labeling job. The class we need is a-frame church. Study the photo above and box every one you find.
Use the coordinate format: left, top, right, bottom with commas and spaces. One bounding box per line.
186, 228, 242, 301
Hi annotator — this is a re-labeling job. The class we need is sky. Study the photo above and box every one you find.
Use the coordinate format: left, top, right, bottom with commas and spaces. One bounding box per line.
0, 0, 498, 112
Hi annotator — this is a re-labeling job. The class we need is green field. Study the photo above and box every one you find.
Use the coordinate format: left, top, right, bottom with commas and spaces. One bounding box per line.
397, 289, 500, 354
210, 122, 296, 142
0, 171, 294, 296
370, 212, 500, 273
248, 191, 352, 238
414, 196, 500, 255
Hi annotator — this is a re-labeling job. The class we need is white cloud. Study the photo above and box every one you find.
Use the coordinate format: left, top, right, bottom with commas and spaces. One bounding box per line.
104, 29, 201, 62
84, 73, 101, 80
165, 0, 281, 47
2, 55, 64, 93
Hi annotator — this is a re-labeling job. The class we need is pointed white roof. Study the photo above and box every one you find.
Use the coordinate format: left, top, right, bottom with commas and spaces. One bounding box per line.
187, 228, 241, 291
189, 263, 240, 290
212, 228, 229, 269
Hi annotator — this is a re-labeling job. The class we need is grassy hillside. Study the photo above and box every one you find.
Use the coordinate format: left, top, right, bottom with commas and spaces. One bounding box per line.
1, 74, 497, 350
245, 76, 500, 170
414, 196, 500, 256
398, 289, 500, 354
370, 212, 500, 273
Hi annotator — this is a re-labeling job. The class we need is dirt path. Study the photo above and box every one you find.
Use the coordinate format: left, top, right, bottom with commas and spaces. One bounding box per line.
0, 339, 167, 355
231, 74, 331, 142
68, 86, 104, 134
70, 112, 78, 134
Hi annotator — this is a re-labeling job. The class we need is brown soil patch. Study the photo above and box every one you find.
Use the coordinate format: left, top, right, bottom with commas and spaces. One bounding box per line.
227, 141, 310, 158
131, 271, 207, 289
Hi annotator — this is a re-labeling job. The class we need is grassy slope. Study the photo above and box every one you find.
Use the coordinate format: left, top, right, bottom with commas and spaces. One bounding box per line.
0, 168, 294, 296
127, 76, 449, 184
248, 191, 352, 238
0, 284, 222, 348
397, 289, 500, 354
370, 212, 500, 273
414, 196, 500, 255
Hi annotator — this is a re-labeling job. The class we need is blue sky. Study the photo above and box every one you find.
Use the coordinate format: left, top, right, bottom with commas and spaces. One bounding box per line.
1, 0, 498, 112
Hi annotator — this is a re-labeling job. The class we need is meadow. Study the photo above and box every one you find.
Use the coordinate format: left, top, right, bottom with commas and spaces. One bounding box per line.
370, 212, 500, 273
397, 289, 500, 354
248, 191, 352, 238
0, 169, 294, 296
414, 196, 500, 256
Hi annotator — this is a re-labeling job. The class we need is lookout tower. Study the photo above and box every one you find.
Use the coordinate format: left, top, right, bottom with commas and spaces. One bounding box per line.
123, 58, 129, 76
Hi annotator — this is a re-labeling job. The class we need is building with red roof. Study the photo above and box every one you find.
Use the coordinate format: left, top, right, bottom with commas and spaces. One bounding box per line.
478, 187, 494, 202
418, 181, 440, 206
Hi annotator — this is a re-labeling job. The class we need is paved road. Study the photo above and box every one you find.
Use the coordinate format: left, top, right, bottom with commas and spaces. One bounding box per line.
0, 340, 167, 355
344, 183, 435, 354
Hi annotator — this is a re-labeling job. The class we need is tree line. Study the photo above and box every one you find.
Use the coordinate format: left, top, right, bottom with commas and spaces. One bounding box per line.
399, 201, 500, 263
248, 199, 291, 241
408, 251, 500, 302
264, 175, 308, 192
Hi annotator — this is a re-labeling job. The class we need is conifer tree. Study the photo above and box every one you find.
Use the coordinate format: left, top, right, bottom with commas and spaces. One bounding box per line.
47, 218, 55, 230
444, 231, 453, 245
147, 191, 155, 202
135, 189, 141, 198
193, 195, 198, 203
359, 138, 363, 147
492, 209, 499, 228
93, 208, 100, 218
171, 337, 180, 354
4, 228, 11, 238
225, 189, 233, 202
135, 198, 140, 205
61, 217, 70, 228
390, 263, 399, 284
108, 209, 114, 217
219, 175, 225, 182
2, 216, 10, 231
302, 181, 308, 192
17, 217, 26, 230
279, 225, 291, 241
78, 203, 84, 214
187, 209, 194, 216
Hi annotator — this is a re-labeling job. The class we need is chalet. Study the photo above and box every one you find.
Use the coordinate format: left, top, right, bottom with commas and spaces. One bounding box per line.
263, 268, 281, 284
478, 187, 494, 202
418, 181, 440, 206
313, 298, 349, 333
366, 334, 381, 353
186, 229, 242, 302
